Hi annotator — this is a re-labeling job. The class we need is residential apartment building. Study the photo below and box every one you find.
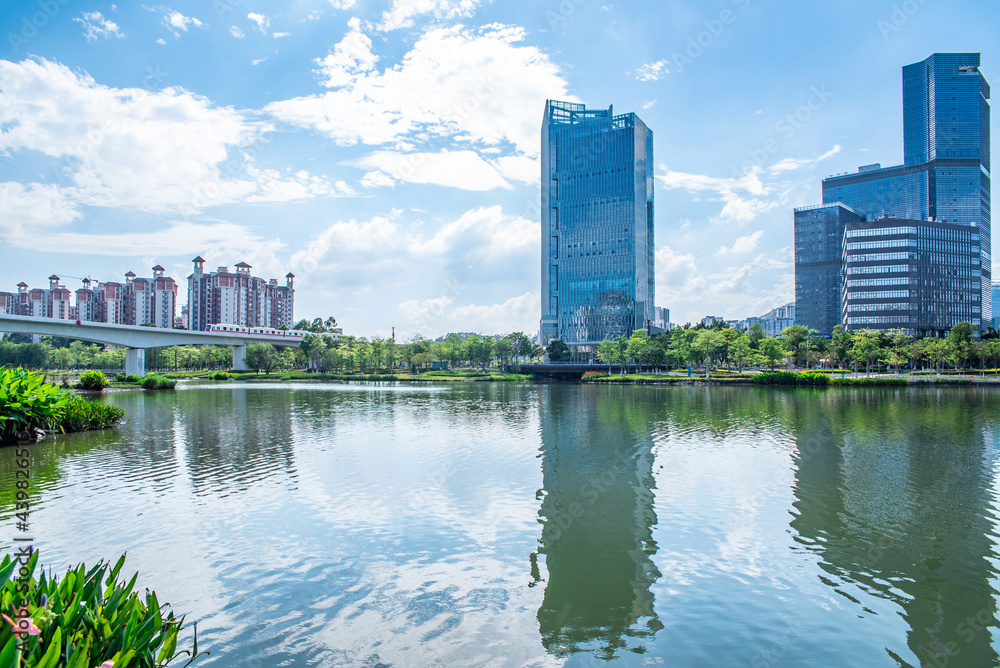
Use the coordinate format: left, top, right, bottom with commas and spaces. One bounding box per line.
737, 302, 796, 337
186, 257, 295, 331
540, 99, 655, 349
796, 53, 991, 335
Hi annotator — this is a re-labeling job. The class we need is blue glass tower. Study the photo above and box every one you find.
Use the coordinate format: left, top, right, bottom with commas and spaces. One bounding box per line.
540, 100, 654, 347
822, 53, 991, 328
794, 203, 866, 335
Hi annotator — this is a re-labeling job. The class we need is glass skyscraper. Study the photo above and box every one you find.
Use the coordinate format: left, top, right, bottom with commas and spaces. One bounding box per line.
793, 203, 866, 335
540, 100, 654, 347
821, 53, 991, 327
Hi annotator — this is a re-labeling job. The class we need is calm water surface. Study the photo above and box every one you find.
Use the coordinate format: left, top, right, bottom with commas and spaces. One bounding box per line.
2, 382, 1000, 667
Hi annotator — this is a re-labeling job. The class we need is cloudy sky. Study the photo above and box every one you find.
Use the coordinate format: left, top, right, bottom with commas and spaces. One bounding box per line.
0, 0, 995, 337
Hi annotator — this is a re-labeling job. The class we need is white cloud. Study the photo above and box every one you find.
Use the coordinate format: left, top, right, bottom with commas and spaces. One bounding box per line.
491, 154, 539, 185
657, 167, 774, 224
290, 206, 536, 289
7, 220, 283, 257
247, 12, 270, 34
449, 293, 540, 335
641, 99, 657, 110
635, 59, 669, 81
272, 31, 291, 38
656, 244, 793, 324
0, 58, 350, 215
251, 57, 268, 66
230, 26, 245, 38
156, 38, 166, 46
159, 8, 203, 36
360, 170, 396, 188
768, 144, 841, 175
266, 23, 570, 157
0, 182, 81, 239
347, 150, 511, 191
328, 0, 357, 8
716, 230, 763, 256
74, 11, 124, 43
377, 0, 482, 31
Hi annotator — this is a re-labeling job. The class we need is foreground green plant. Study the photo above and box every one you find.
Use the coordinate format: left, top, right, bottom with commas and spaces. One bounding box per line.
1, 368, 125, 444
0, 551, 207, 667
0, 368, 72, 442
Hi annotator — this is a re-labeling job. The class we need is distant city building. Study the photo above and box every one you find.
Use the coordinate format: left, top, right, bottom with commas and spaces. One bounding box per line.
796, 53, 991, 335
700, 315, 724, 328
651, 306, 670, 332
540, 99, 655, 350
736, 302, 796, 337
186, 257, 294, 331
842, 217, 980, 336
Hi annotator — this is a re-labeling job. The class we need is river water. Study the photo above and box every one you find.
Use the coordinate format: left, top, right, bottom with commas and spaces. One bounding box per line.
2, 382, 999, 666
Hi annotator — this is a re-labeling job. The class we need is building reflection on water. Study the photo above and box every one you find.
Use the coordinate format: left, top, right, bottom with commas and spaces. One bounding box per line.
789, 390, 1000, 666
534, 385, 662, 659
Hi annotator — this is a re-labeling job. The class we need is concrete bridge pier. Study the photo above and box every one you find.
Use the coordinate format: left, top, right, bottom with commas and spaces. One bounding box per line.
125, 348, 146, 377
232, 345, 247, 371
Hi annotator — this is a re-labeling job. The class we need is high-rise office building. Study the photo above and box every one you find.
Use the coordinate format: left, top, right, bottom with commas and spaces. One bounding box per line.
540, 100, 654, 349
794, 203, 866, 335
821, 53, 991, 327
842, 217, 980, 336
796, 53, 991, 335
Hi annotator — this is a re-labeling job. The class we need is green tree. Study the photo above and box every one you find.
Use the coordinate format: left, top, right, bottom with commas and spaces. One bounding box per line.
627, 330, 650, 371
760, 337, 785, 371
780, 325, 811, 368
300, 333, 327, 370
546, 339, 571, 362
730, 334, 752, 373
493, 337, 515, 370
692, 329, 726, 378
948, 321, 974, 369
851, 330, 882, 377
246, 343, 280, 374
747, 323, 766, 350
465, 335, 494, 371
596, 339, 617, 375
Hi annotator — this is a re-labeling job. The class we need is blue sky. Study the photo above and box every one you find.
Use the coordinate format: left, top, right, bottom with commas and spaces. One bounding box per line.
0, 0, 995, 337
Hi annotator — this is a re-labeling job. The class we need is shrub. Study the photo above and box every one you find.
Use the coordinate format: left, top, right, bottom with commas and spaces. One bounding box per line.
60, 395, 126, 432
77, 370, 109, 391
581, 371, 609, 381
126, 374, 141, 383
0, 551, 207, 667
141, 374, 177, 390
753, 371, 829, 386
114, 372, 127, 382
212, 372, 232, 380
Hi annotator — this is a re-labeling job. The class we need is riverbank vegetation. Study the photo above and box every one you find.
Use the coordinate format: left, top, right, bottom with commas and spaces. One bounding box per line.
0, 551, 206, 667
0, 368, 125, 444
563, 321, 1000, 378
